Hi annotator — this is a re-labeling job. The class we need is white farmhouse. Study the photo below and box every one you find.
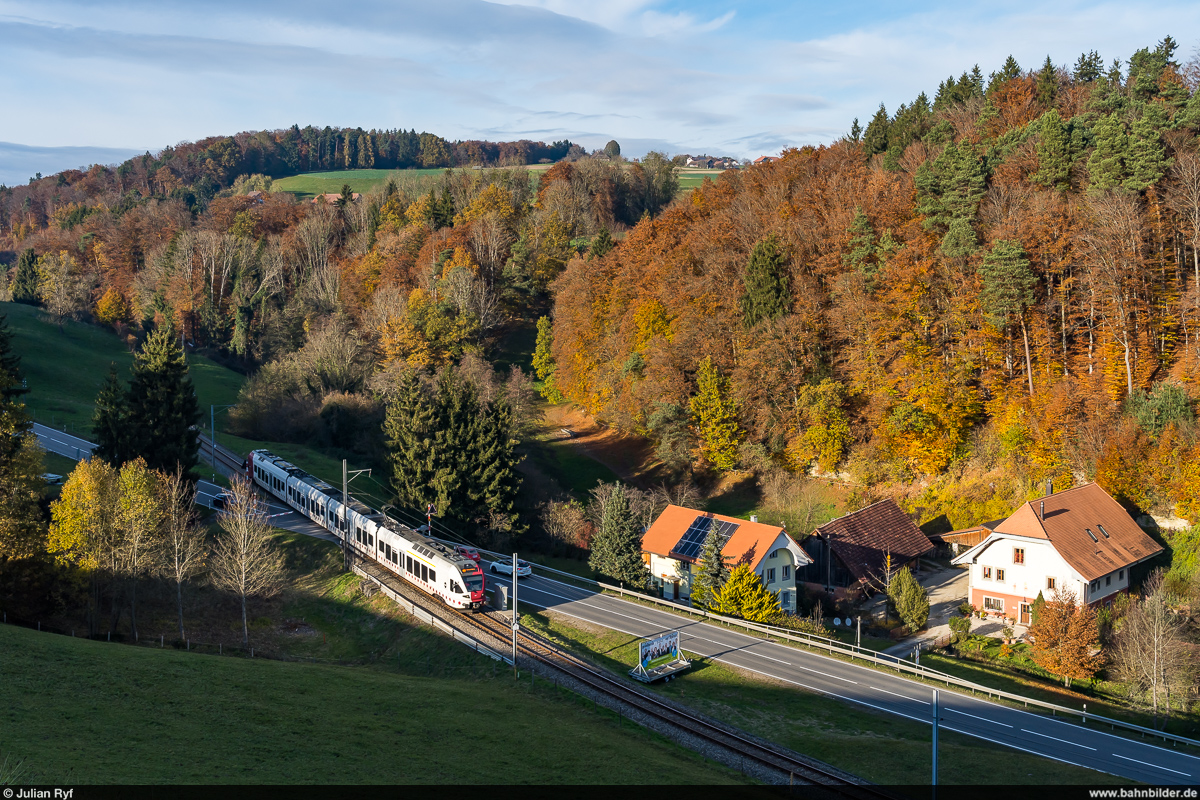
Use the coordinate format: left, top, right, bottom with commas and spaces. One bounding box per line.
641, 505, 812, 612
951, 483, 1163, 623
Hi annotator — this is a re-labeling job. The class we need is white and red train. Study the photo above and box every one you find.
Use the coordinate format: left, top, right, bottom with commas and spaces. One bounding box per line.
247, 449, 486, 610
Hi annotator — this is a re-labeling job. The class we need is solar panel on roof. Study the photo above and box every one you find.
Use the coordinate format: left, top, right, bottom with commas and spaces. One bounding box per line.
669, 515, 740, 561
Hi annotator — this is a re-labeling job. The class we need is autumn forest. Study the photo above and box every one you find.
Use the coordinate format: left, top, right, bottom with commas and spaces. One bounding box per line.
5, 38, 1200, 540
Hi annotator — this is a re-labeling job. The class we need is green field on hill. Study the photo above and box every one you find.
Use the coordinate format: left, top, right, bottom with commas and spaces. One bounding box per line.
0, 613, 741, 784
1, 302, 244, 435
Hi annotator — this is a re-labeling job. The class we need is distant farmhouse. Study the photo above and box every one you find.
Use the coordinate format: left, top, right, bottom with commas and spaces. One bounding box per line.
952, 483, 1163, 622
641, 505, 811, 613
311, 192, 361, 204
680, 154, 739, 169
753, 155, 780, 165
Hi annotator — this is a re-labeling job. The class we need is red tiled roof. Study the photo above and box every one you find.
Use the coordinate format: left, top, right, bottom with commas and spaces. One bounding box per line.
995, 483, 1163, 581
641, 505, 807, 571
812, 499, 933, 583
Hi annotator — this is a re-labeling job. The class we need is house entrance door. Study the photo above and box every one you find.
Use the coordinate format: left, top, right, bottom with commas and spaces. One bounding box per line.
1019, 602, 1031, 625
672, 580, 679, 600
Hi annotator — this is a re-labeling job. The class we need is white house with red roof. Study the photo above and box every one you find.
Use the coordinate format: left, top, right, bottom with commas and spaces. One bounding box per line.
640, 505, 811, 612
951, 483, 1163, 623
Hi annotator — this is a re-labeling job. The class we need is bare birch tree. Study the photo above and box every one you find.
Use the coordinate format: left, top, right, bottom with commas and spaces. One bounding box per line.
158, 466, 207, 639
1110, 571, 1196, 728
209, 476, 284, 646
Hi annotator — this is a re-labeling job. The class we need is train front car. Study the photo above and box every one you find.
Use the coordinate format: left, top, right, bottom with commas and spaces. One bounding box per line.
459, 559, 485, 609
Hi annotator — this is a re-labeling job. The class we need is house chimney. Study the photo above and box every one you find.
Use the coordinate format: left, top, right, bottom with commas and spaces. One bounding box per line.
1046, 479, 1053, 496
1040, 501, 1045, 521
750, 515, 758, 523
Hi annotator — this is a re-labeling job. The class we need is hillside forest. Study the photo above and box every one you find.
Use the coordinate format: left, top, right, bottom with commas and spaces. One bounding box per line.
4, 40, 1200, 549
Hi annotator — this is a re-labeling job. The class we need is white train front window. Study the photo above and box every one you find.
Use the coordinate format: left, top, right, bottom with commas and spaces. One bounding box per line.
465, 576, 482, 592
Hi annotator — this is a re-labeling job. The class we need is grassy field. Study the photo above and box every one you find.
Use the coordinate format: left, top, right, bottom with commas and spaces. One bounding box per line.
677, 168, 727, 190
0, 536, 744, 784
519, 611, 1128, 787
1, 302, 244, 435
273, 165, 557, 201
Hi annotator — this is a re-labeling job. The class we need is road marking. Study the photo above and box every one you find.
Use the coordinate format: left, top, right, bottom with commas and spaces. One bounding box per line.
870, 686, 930, 705
945, 708, 1013, 728
1020, 728, 1097, 751
940, 725, 1114, 778
796, 664, 856, 684
1111, 754, 1190, 777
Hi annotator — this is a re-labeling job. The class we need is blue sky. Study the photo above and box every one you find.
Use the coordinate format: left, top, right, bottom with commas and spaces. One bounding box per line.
1, 0, 1198, 184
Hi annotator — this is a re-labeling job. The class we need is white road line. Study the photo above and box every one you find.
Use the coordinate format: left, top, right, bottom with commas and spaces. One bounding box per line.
1111, 754, 1190, 777
796, 664, 857, 684
945, 708, 1013, 728
1020, 728, 1097, 751
940, 725, 1116, 778
871, 686, 931, 705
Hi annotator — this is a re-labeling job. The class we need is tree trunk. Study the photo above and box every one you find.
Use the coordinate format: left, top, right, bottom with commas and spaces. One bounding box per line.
241, 593, 249, 647
1021, 316, 1034, 396
1122, 335, 1134, 397
177, 579, 185, 640
130, 579, 138, 642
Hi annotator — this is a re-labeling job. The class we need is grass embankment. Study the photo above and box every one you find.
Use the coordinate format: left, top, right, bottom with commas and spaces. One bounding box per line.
518, 611, 1127, 786
0, 534, 743, 785
1, 302, 243, 434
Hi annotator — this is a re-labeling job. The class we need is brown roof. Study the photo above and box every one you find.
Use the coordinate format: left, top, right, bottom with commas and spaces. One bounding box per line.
811, 499, 933, 583
994, 483, 1163, 581
641, 504, 808, 572
933, 518, 1004, 547
311, 192, 361, 203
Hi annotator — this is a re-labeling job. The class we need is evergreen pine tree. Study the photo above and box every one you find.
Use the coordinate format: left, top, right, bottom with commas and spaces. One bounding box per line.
848, 118, 862, 142
385, 371, 439, 511
474, 398, 523, 535
1034, 109, 1072, 190
689, 356, 742, 471
0, 314, 26, 400
1035, 56, 1058, 107
589, 227, 614, 259
587, 483, 646, 586
940, 217, 978, 259
887, 567, 930, 631
712, 563, 783, 623
740, 234, 790, 327
123, 325, 202, 474
91, 365, 132, 466
989, 55, 1021, 93
861, 104, 890, 156
532, 316, 564, 403
842, 209, 878, 286
11, 248, 39, 306
1087, 113, 1129, 191
691, 525, 731, 607
1123, 116, 1170, 192
1073, 50, 1103, 83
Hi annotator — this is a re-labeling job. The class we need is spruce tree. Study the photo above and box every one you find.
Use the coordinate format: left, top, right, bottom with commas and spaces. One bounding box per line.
385, 371, 439, 512
740, 234, 790, 328
887, 567, 930, 631
123, 325, 202, 474
1087, 113, 1129, 191
1034, 109, 1072, 190
587, 483, 646, 586
1123, 117, 1169, 192
0, 328, 42, 559
1035, 56, 1058, 107
691, 525, 731, 607
1073, 50, 1103, 83
980, 240, 1038, 395
842, 209, 878, 284
689, 357, 742, 471
532, 316, 564, 403
590, 227, 614, 259
11, 249, 39, 306
91, 365, 131, 466
861, 104, 890, 156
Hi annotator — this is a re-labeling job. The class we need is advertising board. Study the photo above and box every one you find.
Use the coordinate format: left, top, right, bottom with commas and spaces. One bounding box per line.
638, 630, 680, 671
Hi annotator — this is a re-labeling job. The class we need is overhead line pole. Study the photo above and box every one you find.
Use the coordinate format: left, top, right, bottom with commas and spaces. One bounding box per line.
342, 459, 371, 572
932, 688, 939, 791
512, 551, 519, 678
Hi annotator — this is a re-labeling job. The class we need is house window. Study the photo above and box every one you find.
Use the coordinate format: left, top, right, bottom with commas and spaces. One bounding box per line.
766, 568, 776, 584
1119, 569, 1124, 580
1013, 547, 1025, 565
1046, 577, 1056, 591
1090, 580, 1099, 592
982, 566, 992, 579
1105, 575, 1111, 586
983, 597, 1004, 612
783, 565, 791, 580
996, 568, 1005, 582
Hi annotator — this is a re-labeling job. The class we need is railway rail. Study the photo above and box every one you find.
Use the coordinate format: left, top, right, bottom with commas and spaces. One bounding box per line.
370, 558, 891, 795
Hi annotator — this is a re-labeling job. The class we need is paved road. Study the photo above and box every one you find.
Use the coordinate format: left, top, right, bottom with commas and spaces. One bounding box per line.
484, 561, 1199, 784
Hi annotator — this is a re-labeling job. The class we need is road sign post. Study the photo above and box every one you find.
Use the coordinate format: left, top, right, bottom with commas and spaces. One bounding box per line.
512, 552, 519, 677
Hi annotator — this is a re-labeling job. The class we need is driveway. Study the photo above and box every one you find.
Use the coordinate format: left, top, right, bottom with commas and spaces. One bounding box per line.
879, 561, 968, 657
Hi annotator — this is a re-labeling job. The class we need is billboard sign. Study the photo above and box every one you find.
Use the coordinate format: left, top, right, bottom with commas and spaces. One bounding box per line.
638, 631, 680, 671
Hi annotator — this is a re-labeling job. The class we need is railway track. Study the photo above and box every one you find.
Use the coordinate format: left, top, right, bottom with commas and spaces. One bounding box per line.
445, 598, 894, 795
198, 435, 245, 475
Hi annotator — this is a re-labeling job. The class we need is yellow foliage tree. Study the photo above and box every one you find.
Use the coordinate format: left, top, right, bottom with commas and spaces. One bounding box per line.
632, 300, 671, 351
94, 287, 131, 327
454, 184, 518, 227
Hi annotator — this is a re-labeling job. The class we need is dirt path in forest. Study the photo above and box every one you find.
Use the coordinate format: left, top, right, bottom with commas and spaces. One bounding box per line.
538, 405, 659, 487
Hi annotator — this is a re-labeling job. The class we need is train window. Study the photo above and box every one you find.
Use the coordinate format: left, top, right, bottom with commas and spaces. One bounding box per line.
368, 534, 374, 547
420, 564, 428, 583
430, 570, 436, 584
405, 555, 412, 573
452, 581, 462, 594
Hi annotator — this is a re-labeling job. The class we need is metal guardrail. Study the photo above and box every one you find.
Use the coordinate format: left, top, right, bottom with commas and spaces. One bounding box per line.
453, 540, 1200, 751
352, 565, 509, 665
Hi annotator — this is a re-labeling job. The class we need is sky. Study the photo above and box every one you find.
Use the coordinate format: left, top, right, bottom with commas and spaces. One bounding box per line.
1, 0, 1198, 185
